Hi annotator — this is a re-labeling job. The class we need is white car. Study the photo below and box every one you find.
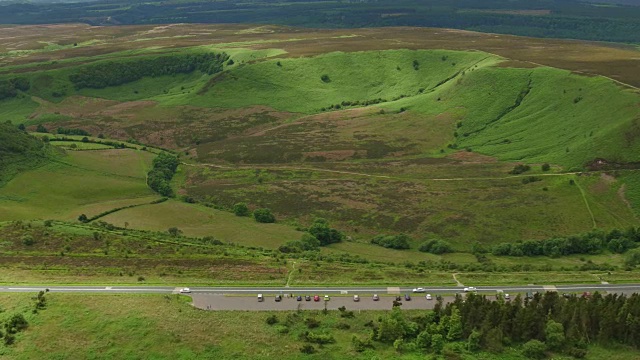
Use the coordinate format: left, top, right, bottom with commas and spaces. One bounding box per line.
463, 287, 477, 292
504, 293, 510, 300
413, 288, 426, 293
426, 294, 432, 300
179, 287, 191, 293
353, 295, 360, 302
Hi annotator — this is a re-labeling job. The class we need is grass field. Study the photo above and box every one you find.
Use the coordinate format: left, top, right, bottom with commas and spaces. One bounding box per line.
0, 293, 638, 360
0, 148, 155, 221
99, 200, 303, 247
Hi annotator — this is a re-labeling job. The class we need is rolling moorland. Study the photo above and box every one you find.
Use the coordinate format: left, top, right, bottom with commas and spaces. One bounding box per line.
0, 22, 639, 359
0, 0, 640, 43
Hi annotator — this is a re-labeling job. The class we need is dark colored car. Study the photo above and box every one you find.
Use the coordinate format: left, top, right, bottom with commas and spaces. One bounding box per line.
404, 294, 411, 301
305, 295, 311, 301
275, 295, 282, 302
296, 295, 302, 301
314, 295, 320, 302
395, 296, 402, 301
563, 293, 571, 299
525, 292, 533, 299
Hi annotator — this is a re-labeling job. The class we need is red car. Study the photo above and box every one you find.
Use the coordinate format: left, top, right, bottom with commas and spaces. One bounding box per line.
313, 295, 320, 302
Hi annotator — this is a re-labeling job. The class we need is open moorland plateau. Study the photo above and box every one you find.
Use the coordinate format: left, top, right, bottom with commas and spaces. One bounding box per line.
0, 20, 640, 359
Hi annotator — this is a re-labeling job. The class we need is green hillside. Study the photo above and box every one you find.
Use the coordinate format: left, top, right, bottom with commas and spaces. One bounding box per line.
0, 122, 49, 185
189, 50, 494, 113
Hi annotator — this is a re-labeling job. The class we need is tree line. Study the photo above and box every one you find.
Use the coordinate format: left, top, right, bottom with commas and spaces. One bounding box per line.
69, 52, 229, 89
147, 152, 179, 197
490, 227, 640, 257
0, 77, 30, 101
365, 291, 640, 358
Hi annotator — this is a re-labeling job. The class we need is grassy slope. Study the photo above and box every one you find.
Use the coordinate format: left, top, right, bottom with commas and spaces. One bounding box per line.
0, 148, 156, 221
0, 122, 49, 185
187, 49, 492, 113
99, 199, 303, 247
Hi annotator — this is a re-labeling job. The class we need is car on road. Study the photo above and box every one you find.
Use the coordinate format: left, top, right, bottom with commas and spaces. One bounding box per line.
314, 295, 320, 302
179, 288, 191, 294
305, 295, 311, 301
275, 295, 282, 302
404, 294, 411, 301
413, 288, 426, 293
296, 295, 302, 301
426, 294, 432, 300
373, 294, 380, 301
324, 295, 330, 301
463, 287, 477, 292
353, 295, 360, 302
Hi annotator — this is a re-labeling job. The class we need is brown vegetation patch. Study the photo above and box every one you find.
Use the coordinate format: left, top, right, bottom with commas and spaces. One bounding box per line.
447, 151, 498, 163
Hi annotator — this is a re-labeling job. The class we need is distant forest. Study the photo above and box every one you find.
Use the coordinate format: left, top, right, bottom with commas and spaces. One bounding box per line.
0, 0, 639, 43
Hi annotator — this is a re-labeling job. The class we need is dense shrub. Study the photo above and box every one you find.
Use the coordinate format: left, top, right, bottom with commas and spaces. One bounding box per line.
419, 239, 453, 254
492, 227, 640, 257
371, 234, 411, 250
147, 152, 179, 197
308, 218, 344, 246
233, 202, 250, 216
253, 208, 276, 223
509, 164, 531, 175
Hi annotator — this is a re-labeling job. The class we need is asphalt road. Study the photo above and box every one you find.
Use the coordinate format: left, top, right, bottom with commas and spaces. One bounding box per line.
1, 283, 640, 295
2, 284, 640, 310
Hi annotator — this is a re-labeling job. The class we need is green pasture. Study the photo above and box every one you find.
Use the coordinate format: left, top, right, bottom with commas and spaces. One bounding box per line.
0, 149, 154, 221
99, 199, 303, 247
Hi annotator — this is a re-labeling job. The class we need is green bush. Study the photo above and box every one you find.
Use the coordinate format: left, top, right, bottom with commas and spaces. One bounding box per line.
522, 339, 546, 359
233, 202, 250, 217
371, 234, 411, 250
253, 208, 275, 223
419, 239, 453, 254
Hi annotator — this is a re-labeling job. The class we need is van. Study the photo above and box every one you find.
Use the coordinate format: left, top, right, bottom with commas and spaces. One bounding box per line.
258, 294, 264, 302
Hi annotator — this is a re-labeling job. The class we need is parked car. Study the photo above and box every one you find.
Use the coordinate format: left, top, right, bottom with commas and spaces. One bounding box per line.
353, 295, 360, 302
504, 293, 510, 300
413, 288, 426, 293
314, 295, 320, 302
324, 295, 330, 301
404, 294, 411, 301
395, 295, 402, 301
562, 293, 571, 299
426, 294, 432, 300
525, 292, 533, 299
305, 295, 311, 301
582, 292, 592, 298
296, 295, 302, 301
436, 295, 442, 301
258, 294, 264, 302
179, 288, 191, 294
373, 294, 380, 301
275, 295, 282, 302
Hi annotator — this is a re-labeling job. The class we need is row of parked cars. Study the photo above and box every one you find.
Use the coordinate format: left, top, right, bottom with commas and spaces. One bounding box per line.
260, 293, 438, 302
